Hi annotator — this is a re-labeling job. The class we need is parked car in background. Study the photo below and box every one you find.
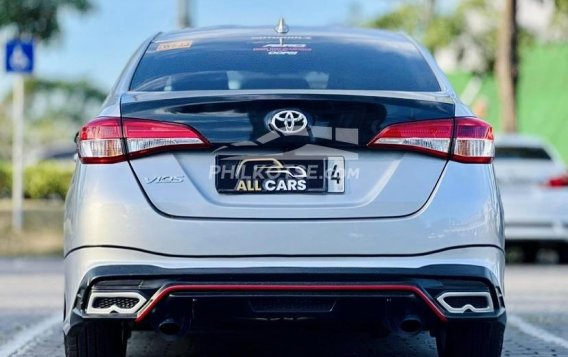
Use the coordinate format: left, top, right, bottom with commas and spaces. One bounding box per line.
494, 134, 568, 263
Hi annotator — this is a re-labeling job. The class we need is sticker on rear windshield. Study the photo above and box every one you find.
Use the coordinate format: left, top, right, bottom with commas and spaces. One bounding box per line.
252, 36, 312, 55
253, 43, 312, 55
251, 36, 312, 41
156, 40, 193, 52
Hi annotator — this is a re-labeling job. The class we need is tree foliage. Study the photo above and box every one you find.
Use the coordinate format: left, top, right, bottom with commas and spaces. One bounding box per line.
22, 78, 106, 124
557, 0, 568, 12
368, 2, 462, 52
0, 78, 105, 160
0, 0, 92, 41
554, 0, 568, 35
367, 0, 536, 76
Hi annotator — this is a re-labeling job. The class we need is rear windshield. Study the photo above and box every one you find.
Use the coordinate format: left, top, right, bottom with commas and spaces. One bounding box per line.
130, 35, 441, 92
495, 147, 552, 160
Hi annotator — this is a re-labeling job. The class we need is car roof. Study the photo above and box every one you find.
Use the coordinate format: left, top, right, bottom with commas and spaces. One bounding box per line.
494, 134, 550, 148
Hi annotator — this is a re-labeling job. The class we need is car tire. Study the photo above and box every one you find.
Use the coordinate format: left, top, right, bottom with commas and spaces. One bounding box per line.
64, 322, 128, 357
558, 244, 568, 264
522, 243, 539, 263
436, 322, 504, 357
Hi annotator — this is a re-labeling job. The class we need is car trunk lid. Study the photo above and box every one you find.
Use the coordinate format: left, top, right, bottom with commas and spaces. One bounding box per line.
121, 91, 453, 219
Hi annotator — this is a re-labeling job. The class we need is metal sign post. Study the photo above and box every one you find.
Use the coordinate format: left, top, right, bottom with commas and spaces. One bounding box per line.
11, 75, 24, 232
5, 39, 34, 233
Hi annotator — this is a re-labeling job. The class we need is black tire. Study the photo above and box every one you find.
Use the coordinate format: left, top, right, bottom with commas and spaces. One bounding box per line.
522, 243, 539, 263
436, 322, 504, 357
558, 244, 568, 264
65, 322, 128, 357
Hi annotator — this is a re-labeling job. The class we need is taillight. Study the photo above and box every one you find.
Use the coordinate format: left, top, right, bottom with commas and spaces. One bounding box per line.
367, 119, 453, 159
546, 174, 568, 188
123, 118, 209, 158
78, 117, 209, 164
78, 117, 125, 164
367, 117, 494, 164
452, 118, 494, 164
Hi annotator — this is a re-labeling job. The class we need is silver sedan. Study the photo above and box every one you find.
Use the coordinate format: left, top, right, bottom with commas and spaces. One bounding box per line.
494, 134, 568, 263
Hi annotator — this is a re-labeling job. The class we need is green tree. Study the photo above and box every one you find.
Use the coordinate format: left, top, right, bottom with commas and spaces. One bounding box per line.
556, 0, 568, 13
496, 0, 519, 133
23, 78, 106, 124
554, 0, 568, 36
0, 0, 92, 41
368, 0, 540, 132
367, 0, 497, 74
368, 2, 462, 52
0, 0, 99, 158
0, 78, 105, 160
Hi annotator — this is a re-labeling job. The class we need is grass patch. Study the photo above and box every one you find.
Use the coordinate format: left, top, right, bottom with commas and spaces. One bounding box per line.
0, 199, 63, 256
0, 231, 62, 256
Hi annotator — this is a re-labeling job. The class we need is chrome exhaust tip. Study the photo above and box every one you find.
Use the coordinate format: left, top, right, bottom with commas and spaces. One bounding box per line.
398, 316, 423, 336
86, 291, 147, 315
158, 319, 182, 336
436, 291, 494, 314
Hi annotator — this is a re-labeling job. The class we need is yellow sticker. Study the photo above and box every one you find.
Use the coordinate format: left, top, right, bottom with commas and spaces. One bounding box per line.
156, 40, 193, 52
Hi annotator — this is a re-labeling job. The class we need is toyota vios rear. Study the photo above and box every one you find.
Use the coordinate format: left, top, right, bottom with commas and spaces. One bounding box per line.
63, 24, 505, 357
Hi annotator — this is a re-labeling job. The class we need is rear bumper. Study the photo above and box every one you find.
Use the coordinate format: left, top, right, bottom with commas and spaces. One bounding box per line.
64, 259, 506, 338
501, 189, 568, 243
505, 220, 568, 242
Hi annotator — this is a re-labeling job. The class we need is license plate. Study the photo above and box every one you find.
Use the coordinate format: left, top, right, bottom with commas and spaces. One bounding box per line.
215, 156, 345, 194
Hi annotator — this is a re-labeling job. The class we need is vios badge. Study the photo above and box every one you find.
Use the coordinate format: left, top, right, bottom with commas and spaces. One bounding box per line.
270, 110, 308, 134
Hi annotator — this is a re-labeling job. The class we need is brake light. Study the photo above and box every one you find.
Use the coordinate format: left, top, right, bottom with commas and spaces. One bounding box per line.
123, 118, 209, 159
367, 119, 453, 159
78, 117, 125, 164
78, 117, 209, 164
452, 118, 494, 164
546, 174, 568, 187
367, 117, 494, 164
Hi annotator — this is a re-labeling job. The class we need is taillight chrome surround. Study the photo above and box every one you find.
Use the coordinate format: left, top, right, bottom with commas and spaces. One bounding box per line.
368, 117, 494, 164
78, 117, 209, 164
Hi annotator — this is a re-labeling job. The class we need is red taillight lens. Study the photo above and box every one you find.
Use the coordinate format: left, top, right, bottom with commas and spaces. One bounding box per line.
78, 117, 125, 164
78, 117, 209, 164
546, 174, 568, 187
367, 117, 494, 164
123, 118, 209, 158
452, 118, 494, 164
367, 119, 453, 159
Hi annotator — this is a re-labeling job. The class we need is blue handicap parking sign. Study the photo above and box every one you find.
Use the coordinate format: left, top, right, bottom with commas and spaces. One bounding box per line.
5, 39, 34, 73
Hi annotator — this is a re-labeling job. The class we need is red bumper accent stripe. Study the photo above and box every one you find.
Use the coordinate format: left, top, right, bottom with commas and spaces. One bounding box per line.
134, 284, 447, 323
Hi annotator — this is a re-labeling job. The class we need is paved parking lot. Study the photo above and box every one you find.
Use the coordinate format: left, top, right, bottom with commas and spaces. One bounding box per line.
0, 258, 567, 356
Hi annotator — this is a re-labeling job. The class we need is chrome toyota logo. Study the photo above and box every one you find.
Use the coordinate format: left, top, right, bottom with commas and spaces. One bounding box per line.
270, 110, 308, 134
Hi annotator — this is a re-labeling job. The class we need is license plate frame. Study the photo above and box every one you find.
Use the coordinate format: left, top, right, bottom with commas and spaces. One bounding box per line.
215, 155, 345, 194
